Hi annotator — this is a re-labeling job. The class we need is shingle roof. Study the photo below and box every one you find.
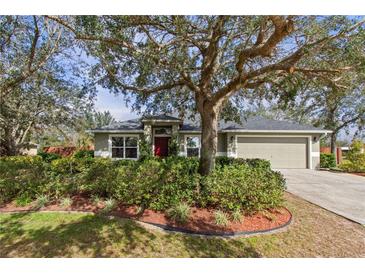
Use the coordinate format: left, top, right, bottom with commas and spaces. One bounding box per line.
142, 114, 182, 121
93, 118, 143, 131
90, 115, 327, 132
218, 116, 324, 131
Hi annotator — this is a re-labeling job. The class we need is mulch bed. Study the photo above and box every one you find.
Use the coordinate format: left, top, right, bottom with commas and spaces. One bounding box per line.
0, 196, 292, 236
349, 172, 365, 177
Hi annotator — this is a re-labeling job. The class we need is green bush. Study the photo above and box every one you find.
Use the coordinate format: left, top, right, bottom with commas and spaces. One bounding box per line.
73, 150, 94, 159
201, 164, 286, 213
214, 210, 229, 227
37, 151, 61, 162
15, 194, 33, 207
0, 156, 48, 203
0, 155, 286, 214
167, 202, 191, 223
215, 156, 271, 170
339, 140, 365, 172
320, 153, 336, 168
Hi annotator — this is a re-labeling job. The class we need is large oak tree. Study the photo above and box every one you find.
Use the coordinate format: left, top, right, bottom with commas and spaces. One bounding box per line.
49, 15, 365, 174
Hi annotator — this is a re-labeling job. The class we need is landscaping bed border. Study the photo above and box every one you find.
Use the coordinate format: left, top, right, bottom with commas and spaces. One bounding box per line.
0, 208, 293, 238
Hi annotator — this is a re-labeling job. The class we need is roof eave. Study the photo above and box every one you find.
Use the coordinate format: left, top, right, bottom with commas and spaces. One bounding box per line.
220, 129, 333, 134
88, 129, 144, 133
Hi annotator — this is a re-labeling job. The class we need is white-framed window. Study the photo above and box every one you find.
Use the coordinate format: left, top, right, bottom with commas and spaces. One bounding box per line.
109, 135, 139, 159
185, 136, 200, 157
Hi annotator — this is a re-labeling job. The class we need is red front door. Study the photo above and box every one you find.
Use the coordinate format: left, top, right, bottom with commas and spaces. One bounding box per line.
154, 137, 170, 157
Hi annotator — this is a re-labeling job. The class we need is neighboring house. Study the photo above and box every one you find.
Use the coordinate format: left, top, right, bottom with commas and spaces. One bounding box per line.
89, 114, 331, 169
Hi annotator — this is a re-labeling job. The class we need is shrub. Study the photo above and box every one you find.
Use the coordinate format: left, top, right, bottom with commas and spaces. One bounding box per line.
73, 150, 94, 159
339, 140, 365, 172
167, 202, 191, 223
215, 156, 271, 170
60, 197, 72, 208
0, 156, 48, 203
15, 194, 32, 207
320, 153, 336, 168
35, 195, 49, 208
91, 195, 102, 206
201, 164, 286, 212
37, 151, 61, 162
102, 198, 117, 213
232, 209, 243, 223
214, 210, 229, 227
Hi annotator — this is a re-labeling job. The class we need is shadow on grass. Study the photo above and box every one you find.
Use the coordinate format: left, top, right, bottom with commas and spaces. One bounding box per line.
0, 212, 261, 258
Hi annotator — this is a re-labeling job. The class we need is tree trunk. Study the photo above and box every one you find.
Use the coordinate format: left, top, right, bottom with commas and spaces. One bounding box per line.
330, 132, 337, 154
198, 103, 219, 176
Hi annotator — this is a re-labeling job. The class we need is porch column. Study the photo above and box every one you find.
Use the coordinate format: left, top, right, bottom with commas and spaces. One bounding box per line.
143, 124, 153, 153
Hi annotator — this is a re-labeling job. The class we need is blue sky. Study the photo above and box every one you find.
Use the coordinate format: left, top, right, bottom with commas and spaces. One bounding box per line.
94, 87, 138, 120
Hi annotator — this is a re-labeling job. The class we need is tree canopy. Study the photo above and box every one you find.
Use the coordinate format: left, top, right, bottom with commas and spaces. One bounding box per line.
46, 15, 365, 174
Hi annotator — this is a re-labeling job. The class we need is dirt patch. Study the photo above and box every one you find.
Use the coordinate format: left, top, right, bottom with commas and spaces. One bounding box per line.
0, 196, 291, 235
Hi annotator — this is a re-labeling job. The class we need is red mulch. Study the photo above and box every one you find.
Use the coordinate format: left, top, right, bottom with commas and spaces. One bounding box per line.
349, 172, 365, 177
43, 146, 94, 157
0, 196, 291, 235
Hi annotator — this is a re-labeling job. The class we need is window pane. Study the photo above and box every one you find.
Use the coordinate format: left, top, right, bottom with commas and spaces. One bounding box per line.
112, 137, 124, 147
187, 137, 200, 148
187, 148, 199, 157
125, 148, 137, 158
125, 137, 138, 147
112, 148, 124, 158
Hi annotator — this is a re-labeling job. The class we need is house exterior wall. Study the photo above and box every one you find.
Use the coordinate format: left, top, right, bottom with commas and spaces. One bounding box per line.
93, 131, 323, 169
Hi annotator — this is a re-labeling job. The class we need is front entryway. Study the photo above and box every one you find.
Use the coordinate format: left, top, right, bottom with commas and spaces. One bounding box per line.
154, 137, 170, 157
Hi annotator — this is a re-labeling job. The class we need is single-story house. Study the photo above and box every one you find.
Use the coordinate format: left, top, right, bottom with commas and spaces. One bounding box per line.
89, 114, 331, 169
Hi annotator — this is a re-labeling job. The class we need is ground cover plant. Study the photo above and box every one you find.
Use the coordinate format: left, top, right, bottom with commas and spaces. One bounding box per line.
0, 155, 286, 217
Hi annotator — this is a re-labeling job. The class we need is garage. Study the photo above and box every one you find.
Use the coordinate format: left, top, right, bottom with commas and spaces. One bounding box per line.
236, 136, 308, 169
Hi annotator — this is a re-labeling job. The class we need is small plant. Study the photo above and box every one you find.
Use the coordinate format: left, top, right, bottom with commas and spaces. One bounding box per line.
15, 194, 32, 207
102, 198, 116, 213
232, 209, 243, 223
214, 210, 229, 227
35, 195, 49, 209
60, 197, 72, 208
91, 195, 102, 206
262, 210, 277, 221
167, 202, 191, 223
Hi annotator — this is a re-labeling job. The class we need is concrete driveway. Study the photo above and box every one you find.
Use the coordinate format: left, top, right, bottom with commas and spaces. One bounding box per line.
278, 169, 365, 224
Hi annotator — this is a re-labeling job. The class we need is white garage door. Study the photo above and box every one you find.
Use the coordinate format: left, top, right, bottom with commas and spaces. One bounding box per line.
236, 137, 308, 168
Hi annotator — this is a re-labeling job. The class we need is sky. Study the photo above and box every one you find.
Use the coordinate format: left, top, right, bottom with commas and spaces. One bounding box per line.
93, 87, 138, 121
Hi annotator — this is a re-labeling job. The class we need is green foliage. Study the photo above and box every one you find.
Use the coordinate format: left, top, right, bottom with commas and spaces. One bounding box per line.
232, 209, 243, 223
202, 163, 286, 213
15, 194, 32, 207
35, 195, 49, 208
138, 136, 153, 161
215, 156, 271, 170
37, 152, 62, 162
339, 140, 365, 172
0, 155, 285, 214
102, 198, 117, 213
168, 136, 180, 157
214, 210, 229, 227
320, 153, 336, 168
60, 197, 72, 208
167, 202, 191, 223
73, 150, 94, 159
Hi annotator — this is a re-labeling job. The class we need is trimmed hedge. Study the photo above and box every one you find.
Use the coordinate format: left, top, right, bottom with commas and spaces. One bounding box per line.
0, 155, 286, 213
320, 153, 336, 168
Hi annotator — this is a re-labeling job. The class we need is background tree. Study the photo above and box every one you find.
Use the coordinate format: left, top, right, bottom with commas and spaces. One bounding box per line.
0, 16, 94, 156
48, 15, 365, 174
262, 31, 365, 154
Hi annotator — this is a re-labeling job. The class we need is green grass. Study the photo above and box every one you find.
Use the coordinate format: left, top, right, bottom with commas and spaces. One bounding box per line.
1, 193, 364, 258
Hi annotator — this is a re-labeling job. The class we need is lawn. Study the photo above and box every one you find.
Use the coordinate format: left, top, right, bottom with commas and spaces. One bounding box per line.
0, 193, 364, 258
